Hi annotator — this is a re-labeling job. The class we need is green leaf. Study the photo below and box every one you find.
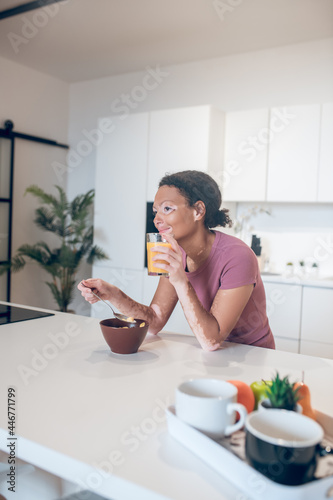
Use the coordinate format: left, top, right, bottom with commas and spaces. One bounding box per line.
0, 261, 15, 275
25, 185, 58, 206
8, 185, 107, 311
265, 372, 300, 411
87, 245, 109, 264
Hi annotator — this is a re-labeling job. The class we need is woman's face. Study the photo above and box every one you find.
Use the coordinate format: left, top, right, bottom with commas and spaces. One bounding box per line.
153, 185, 200, 240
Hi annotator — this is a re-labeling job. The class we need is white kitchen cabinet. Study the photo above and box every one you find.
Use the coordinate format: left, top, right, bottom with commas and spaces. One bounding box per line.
94, 112, 149, 270
300, 286, 333, 346
146, 106, 225, 200
274, 337, 299, 354
263, 280, 333, 358
318, 102, 333, 202
266, 105, 321, 202
223, 109, 269, 202
263, 282, 302, 352
299, 340, 333, 360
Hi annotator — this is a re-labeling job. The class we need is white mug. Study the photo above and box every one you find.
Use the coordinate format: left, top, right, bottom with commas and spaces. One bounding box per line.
175, 378, 247, 439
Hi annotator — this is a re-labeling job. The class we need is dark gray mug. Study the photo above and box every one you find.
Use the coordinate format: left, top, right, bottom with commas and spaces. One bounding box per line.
245, 409, 332, 485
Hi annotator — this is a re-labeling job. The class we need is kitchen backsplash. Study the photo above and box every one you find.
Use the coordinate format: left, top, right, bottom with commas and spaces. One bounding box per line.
225, 202, 333, 278
254, 231, 333, 277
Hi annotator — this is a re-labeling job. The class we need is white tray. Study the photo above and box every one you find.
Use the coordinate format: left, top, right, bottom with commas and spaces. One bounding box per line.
166, 406, 333, 500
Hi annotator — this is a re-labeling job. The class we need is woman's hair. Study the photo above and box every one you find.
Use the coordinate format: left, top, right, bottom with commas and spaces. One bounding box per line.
158, 170, 232, 229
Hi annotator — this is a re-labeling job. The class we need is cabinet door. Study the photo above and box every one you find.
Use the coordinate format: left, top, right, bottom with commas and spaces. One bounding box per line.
223, 109, 269, 201
301, 287, 333, 345
300, 341, 333, 360
274, 337, 299, 354
94, 113, 149, 270
263, 282, 302, 344
266, 105, 321, 202
318, 102, 333, 202
146, 106, 224, 201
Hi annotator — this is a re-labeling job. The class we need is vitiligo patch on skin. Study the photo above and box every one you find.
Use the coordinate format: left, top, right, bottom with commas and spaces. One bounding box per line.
179, 282, 220, 351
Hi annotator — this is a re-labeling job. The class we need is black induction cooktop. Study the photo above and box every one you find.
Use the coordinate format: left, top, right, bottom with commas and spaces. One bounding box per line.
0, 304, 54, 325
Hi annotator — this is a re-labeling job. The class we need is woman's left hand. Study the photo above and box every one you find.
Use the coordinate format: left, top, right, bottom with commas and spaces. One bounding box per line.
152, 234, 187, 286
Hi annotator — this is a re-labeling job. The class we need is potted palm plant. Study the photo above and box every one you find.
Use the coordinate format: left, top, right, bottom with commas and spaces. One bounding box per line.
0, 185, 108, 312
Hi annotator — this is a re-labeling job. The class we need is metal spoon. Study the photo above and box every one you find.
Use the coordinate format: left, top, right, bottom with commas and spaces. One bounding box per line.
81, 283, 137, 325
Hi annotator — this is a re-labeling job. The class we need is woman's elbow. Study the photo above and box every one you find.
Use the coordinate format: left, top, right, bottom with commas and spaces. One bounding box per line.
200, 328, 228, 351
147, 320, 164, 335
148, 326, 161, 335
200, 339, 223, 352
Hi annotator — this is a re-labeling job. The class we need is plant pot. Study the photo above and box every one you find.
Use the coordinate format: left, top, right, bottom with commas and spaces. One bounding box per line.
258, 399, 302, 413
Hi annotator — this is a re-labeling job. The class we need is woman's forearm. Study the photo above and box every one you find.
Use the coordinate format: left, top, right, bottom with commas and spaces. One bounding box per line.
173, 280, 226, 351
107, 287, 164, 334
79, 278, 172, 334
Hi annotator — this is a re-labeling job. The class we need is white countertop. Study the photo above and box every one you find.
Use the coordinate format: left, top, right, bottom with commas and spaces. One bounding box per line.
1, 302, 333, 500
261, 273, 333, 288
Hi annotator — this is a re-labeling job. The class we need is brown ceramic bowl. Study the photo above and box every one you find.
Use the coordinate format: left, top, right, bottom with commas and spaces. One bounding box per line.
99, 318, 149, 354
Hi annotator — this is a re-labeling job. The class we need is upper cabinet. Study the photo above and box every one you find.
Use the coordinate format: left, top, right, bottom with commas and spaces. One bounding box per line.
146, 106, 225, 200
266, 105, 321, 202
223, 109, 269, 202
223, 103, 333, 203
318, 102, 333, 202
94, 112, 149, 270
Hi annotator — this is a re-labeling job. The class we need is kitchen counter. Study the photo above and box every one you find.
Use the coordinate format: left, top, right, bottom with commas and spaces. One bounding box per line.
261, 272, 333, 288
1, 301, 333, 500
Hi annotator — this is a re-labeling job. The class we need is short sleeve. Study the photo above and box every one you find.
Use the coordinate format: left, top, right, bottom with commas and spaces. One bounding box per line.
219, 244, 258, 290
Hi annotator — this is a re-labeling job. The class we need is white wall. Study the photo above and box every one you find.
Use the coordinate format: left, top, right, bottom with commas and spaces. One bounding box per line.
0, 56, 70, 309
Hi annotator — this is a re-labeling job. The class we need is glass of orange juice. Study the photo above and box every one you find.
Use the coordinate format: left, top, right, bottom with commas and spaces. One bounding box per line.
146, 233, 172, 276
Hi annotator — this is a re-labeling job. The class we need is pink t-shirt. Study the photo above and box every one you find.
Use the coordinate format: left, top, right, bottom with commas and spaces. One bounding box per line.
181, 231, 275, 349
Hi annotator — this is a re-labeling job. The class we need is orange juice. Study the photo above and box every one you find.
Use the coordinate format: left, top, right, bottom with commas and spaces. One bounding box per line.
146, 241, 172, 275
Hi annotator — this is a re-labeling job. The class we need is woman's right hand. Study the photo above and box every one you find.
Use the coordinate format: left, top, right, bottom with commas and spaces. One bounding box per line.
77, 278, 114, 304
152, 233, 187, 287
